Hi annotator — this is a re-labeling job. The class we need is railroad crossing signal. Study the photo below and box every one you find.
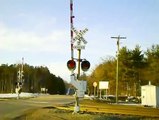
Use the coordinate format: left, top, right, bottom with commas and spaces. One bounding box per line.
69, 0, 89, 112
72, 27, 88, 50
67, 59, 90, 72
81, 60, 90, 71
72, 27, 88, 43
67, 60, 76, 70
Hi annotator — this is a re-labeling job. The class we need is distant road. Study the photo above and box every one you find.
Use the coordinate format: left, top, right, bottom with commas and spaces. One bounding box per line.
0, 95, 74, 119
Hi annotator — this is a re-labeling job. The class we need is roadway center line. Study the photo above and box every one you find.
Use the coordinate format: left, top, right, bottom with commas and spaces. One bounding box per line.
25, 101, 49, 104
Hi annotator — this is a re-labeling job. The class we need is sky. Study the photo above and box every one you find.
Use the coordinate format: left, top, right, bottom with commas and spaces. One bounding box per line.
0, 0, 159, 82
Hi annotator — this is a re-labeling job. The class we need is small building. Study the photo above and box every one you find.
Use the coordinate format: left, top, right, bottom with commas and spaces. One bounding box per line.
141, 83, 159, 108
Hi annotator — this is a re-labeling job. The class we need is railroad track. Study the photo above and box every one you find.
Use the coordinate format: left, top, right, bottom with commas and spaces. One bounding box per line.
56, 102, 159, 118
79, 105, 159, 117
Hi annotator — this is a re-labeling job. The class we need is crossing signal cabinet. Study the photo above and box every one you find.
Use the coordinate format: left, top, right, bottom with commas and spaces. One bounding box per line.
141, 84, 159, 108
70, 74, 87, 97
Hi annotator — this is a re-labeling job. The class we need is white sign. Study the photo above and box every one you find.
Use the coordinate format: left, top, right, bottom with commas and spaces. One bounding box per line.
73, 45, 85, 49
99, 81, 109, 89
72, 27, 88, 37
72, 27, 88, 44
80, 38, 87, 44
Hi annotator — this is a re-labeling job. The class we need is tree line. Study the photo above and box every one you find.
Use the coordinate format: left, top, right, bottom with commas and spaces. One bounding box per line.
86, 44, 159, 97
0, 64, 66, 94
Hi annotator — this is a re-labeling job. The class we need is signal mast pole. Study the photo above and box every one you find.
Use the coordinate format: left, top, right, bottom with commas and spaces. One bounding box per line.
70, 0, 79, 113
70, 0, 74, 60
111, 35, 126, 103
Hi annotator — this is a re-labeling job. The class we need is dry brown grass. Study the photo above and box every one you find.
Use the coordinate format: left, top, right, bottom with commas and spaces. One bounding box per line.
13, 99, 159, 120
13, 108, 96, 120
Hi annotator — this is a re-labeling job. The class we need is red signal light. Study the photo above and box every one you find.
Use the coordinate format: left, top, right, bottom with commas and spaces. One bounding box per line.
67, 60, 76, 70
81, 60, 90, 71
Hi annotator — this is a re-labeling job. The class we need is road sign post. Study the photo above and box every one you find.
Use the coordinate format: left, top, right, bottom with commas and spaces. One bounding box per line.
93, 82, 97, 97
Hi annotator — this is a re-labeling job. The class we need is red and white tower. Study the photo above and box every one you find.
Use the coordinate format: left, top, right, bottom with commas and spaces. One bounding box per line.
70, 0, 75, 60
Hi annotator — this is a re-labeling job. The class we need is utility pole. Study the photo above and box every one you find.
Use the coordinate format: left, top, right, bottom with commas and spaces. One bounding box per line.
111, 35, 126, 103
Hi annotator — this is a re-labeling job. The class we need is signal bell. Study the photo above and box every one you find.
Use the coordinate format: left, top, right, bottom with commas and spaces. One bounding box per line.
81, 60, 90, 71
67, 60, 76, 70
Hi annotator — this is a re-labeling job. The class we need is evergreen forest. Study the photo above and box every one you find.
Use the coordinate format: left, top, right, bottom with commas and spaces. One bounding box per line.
86, 44, 159, 96
0, 64, 66, 94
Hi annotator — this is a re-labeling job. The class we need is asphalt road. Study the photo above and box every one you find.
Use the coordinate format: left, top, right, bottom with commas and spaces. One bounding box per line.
0, 95, 74, 119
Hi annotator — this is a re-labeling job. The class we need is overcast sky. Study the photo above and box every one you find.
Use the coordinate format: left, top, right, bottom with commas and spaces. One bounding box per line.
0, 0, 159, 82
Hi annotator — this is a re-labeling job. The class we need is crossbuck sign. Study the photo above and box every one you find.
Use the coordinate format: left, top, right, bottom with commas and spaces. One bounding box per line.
72, 27, 88, 49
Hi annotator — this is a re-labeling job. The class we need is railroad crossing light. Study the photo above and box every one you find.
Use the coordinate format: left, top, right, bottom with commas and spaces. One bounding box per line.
67, 60, 76, 70
81, 60, 90, 71
15, 82, 18, 86
19, 82, 22, 86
